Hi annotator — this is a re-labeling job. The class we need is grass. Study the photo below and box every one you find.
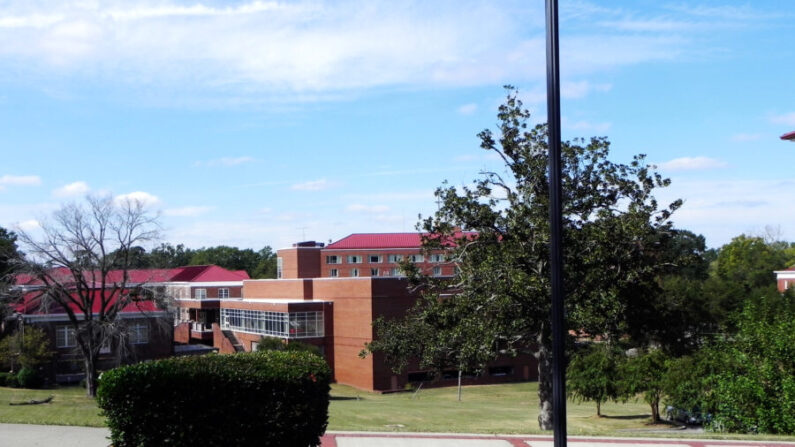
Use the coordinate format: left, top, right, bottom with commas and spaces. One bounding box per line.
329, 381, 657, 435
0, 385, 105, 427
0, 382, 793, 442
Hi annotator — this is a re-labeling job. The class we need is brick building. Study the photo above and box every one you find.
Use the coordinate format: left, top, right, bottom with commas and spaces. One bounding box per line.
7, 265, 247, 382
214, 233, 538, 392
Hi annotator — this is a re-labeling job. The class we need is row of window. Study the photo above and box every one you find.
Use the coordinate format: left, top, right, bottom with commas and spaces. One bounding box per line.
329, 266, 447, 277
55, 324, 148, 349
194, 288, 230, 299
220, 309, 324, 339
326, 253, 446, 265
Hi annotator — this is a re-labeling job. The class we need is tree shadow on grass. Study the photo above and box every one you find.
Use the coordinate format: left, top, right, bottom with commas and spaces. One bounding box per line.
330, 396, 361, 401
600, 414, 650, 420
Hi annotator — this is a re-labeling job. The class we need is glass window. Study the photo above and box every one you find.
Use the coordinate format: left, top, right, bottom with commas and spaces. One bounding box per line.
433, 266, 442, 276
130, 323, 148, 344
370, 268, 379, 276
408, 254, 424, 262
221, 309, 324, 338
326, 255, 341, 264
351, 268, 359, 277
368, 255, 382, 263
391, 267, 402, 277
330, 269, 338, 277
218, 288, 229, 299
347, 255, 362, 264
430, 254, 445, 263
387, 254, 403, 263
56, 326, 76, 348
277, 257, 283, 278
195, 288, 207, 299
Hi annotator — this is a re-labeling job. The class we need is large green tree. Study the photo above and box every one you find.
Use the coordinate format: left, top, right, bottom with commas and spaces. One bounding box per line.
367, 88, 683, 430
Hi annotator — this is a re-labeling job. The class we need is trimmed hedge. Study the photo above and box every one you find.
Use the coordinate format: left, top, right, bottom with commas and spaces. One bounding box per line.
97, 350, 331, 447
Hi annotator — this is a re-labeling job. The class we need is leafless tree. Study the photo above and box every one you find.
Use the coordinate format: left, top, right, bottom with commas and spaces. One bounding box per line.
13, 195, 167, 396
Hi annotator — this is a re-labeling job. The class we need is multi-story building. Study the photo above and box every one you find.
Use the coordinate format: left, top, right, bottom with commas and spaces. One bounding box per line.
7, 265, 248, 382
214, 233, 537, 392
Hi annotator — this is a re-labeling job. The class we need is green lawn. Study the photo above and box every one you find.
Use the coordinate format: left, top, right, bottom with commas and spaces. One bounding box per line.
0, 386, 105, 427
0, 382, 793, 442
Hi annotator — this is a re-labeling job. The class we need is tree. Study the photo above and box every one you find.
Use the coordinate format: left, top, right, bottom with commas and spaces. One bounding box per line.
367, 88, 682, 430
0, 226, 21, 322
189, 245, 277, 278
714, 235, 788, 294
13, 196, 163, 396
620, 348, 669, 423
147, 243, 195, 268
567, 343, 624, 417
0, 325, 54, 373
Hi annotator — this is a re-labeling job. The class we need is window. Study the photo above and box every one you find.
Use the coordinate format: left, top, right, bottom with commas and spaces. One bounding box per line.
100, 339, 112, 354
489, 365, 514, 377
429, 254, 445, 263
195, 288, 207, 299
276, 257, 283, 278
387, 254, 403, 263
368, 255, 382, 263
220, 309, 324, 338
391, 267, 402, 277
329, 269, 338, 277
351, 268, 359, 277
408, 254, 424, 263
130, 323, 149, 344
251, 341, 259, 352
218, 288, 229, 299
56, 326, 76, 348
432, 266, 442, 276
326, 255, 341, 264
347, 255, 362, 264
370, 268, 379, 276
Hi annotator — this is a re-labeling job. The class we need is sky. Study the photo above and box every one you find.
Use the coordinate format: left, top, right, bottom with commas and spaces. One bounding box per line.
1, 0, 794, 251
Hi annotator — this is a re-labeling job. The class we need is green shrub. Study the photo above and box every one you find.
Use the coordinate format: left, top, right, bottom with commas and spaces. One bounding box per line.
16, 367, 43, 389
0, 371, 17, 387
97, 350, 331, 447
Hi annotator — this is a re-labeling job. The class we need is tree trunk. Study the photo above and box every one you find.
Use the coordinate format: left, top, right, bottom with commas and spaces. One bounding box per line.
536, 332, 554, 431
650, 399, 660, 423
597, 400, 602, 417
84, 354, 98, 397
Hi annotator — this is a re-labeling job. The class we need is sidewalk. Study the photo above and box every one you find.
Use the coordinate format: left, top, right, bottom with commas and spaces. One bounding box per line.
2, 424, 794, 447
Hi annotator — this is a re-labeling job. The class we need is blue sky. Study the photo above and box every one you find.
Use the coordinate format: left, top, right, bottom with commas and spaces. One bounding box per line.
1, 0, 794, 250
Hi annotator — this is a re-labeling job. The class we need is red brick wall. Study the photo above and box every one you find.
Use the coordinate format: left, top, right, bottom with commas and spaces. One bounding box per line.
174, 322, 190, 344
278, 247, 322, 279
243, 279, 313, 299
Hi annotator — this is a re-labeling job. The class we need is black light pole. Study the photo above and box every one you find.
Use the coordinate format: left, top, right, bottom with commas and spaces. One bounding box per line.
545, 0, 567, 446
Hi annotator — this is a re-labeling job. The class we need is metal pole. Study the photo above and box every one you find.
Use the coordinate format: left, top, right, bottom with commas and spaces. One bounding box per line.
545, 0, 567, 446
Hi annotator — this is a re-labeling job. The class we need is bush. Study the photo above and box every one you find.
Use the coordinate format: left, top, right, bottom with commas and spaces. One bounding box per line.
0, 372, 17, 388
97, 350, 331, 447
15, 367, 43, 389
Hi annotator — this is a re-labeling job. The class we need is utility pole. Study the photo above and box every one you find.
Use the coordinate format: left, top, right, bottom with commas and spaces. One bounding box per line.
545, 0, 567, 446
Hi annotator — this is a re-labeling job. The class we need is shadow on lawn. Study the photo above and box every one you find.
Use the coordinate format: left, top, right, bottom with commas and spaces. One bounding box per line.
600, 414, 650, 420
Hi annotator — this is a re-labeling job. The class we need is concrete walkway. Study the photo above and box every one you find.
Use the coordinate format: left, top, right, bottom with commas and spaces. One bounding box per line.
2, 425, 794, 447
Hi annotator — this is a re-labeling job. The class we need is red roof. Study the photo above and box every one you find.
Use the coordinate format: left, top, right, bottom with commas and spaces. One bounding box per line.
326, 232, 477, 249
782, 131, 795, 141
11, 265, 249, 316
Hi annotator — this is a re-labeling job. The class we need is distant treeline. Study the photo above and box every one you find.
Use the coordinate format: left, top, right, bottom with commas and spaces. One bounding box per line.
115, 243, 277, 279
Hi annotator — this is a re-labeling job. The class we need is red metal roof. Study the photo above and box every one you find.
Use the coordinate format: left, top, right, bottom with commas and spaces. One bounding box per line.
326, 232, 477, 249
782, 130, 795, 141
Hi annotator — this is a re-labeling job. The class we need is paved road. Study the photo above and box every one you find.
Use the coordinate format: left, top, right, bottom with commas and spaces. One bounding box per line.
2, 425, 794, 447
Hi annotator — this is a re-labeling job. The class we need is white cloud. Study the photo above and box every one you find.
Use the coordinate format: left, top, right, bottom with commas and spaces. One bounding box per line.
346, 204, 390, 213
0, 175, 41, 187
658, 178, 795, 247
0, 1, 701, 102
17, 219, 40, 231
561, 80, 611, 99
164, 206, 213, 217
562, 118, 611, 133
457, 103, 477, 115
657, 156, 728, 172
194, 156, 256, 167
115, 191, 160, 206
291, 179, 331, 191
53, 180, 89, 197
730, 133, 762, 142
771, 112, 795, 127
